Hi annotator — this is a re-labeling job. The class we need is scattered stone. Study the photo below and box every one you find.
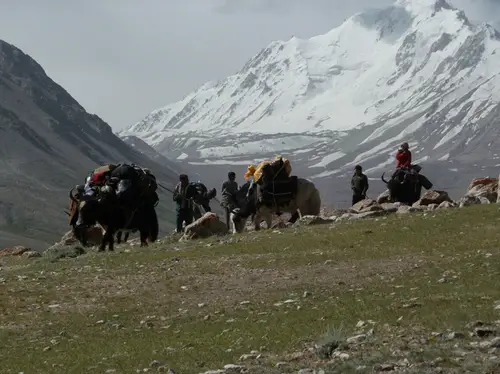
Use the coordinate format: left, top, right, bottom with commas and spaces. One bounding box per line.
331, 351, 350, 360
23, 250, 41, 258
223, 364, 245, 372
0, 245, 31, 257
380, 203, 398, 212
346, 334, 367, 344
475, 327, 496, 338
356, 320, 366, 328
285, 351, 305, 361
413, 190, 453, 207
150, 361, 162, 368
459, 195, 482, 207
239, 353, 257, 361
488, 337, 500, 348
297, 369, 314, 374
396, 205, 418, 214
294, 215, 335, 226
447, 331, 465, 340
438, 201, 456, 209
374, 363, 395, 371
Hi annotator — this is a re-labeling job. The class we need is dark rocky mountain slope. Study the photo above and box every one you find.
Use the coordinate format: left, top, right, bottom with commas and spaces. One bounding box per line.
0, 39, 180, 250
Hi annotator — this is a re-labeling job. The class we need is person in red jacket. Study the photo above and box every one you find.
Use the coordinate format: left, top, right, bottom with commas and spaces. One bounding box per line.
396, 142, 412, 169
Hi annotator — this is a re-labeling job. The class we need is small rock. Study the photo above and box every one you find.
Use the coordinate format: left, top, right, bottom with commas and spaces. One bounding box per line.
151, 361, 162, 368
374, 363, 395, 371
297, 369, 314, 374
347, 334, 367, 344
303, 291, 311, 298
223, 364, 244, 371
488, 337, 500, 348
475, 327, 496, 337
43, 346, 51, 351
239, 354, 257, 361
332, 351, 350, 360
24, 250, 41, 258
356, 320, 366, 328
447, 331, 465, 340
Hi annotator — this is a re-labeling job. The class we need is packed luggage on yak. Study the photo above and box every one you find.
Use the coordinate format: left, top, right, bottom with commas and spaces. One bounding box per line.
68, 163, 160, 251
243, 156, 297, 206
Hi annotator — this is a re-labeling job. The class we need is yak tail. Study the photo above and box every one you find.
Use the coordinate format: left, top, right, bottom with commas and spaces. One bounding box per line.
308, 187, 322, 216
381, 172, 389, 185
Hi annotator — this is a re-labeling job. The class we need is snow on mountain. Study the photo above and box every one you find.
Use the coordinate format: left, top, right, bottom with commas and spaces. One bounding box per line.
120, 0, 500, 196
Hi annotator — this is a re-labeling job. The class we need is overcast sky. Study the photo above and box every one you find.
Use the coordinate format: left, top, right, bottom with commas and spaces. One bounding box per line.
0, 0, 499, 131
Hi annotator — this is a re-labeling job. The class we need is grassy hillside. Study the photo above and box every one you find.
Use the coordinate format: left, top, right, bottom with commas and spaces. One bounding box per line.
1, 205, 500, 373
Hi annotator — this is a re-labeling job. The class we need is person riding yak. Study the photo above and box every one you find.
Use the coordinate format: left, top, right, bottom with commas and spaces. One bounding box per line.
392, 142, 421, 182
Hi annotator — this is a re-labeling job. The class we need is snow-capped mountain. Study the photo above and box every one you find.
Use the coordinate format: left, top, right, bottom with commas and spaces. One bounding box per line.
120, 0, 500, 203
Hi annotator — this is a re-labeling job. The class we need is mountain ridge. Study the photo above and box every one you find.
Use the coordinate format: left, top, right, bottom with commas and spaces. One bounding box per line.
120, 0, 500, 205
0, 39, 180, 250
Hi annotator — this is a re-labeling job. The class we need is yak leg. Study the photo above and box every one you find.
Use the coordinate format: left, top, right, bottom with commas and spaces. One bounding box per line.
116, 231, 122, 244
139, 228, 149, 247
253, 212, 262, 231
99, 232, 109, 252
107, 230, 115, 251
101, 226, 115, 252
124, 232, 130, 242
264, 213, 272, 229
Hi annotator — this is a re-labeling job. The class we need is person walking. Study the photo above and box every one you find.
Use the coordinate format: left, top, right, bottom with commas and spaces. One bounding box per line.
351, 165, 369, 206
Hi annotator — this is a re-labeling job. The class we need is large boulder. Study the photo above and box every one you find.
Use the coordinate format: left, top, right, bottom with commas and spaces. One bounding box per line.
376, 190, 391, 204
181, 212, 228, 240
466, 177, 498, 203
413, 190, 453, 207
57, 226, 103, 246
458, 195, 490, 207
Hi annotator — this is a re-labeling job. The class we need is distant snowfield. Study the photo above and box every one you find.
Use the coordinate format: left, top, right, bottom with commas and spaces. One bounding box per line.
188, 160, 258, 165
309, 151, 346, 168
197, 135, 325, 158
119, 0, 500, 182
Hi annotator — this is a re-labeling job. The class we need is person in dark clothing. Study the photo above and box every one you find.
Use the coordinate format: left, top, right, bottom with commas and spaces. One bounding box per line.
173, 174, 194, 233
351, 165, 369, 206
221, 171, 239, 228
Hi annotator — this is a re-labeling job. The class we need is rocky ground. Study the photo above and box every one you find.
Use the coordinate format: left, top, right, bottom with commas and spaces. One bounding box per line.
1, 198, 500, 373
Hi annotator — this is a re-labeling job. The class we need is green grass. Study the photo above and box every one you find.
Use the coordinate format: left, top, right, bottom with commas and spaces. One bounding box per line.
2, 205, 500, 373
